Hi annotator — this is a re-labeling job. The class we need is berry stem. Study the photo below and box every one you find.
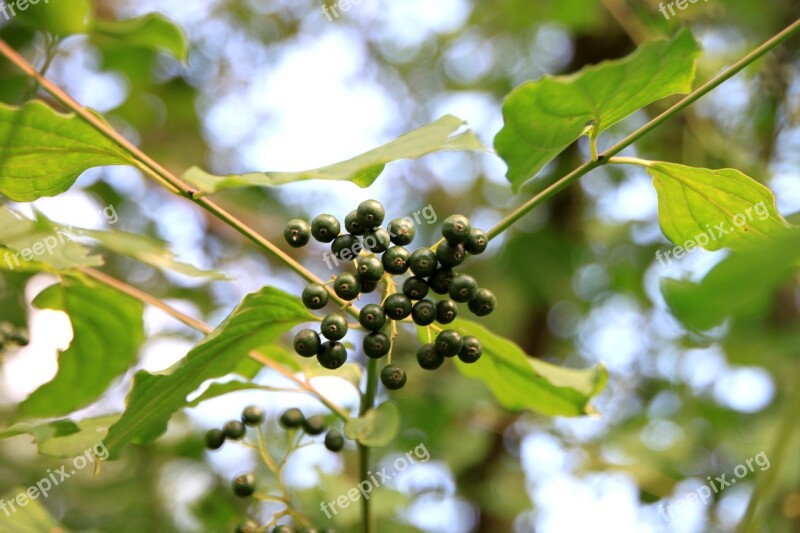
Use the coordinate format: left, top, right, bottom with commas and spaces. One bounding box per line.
79, 267, 351, 421
485, 18, 800, 241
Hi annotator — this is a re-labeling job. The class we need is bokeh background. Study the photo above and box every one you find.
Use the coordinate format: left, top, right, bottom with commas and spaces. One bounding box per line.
1, 0, 800, 531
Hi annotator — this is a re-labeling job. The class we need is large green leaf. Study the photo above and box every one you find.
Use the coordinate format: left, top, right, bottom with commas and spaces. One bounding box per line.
645, 161, 791, 253
82, 229, 228, 280
19, 282, 144, 418
92, 13, 189, 63
344, 402, 400, 447
14, 0, 92, 35
662, 228, 800, 330
495, 29, 700, 192
0, 487, 66, 533
439, 319, 607, 416
0, 101, 133, 201
0, 208, 102, 271
103, 287, 314, 457
182, 115, 485, 196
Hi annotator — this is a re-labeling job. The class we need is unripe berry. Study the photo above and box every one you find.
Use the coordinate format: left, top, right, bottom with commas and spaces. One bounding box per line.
345, 210, 366, 235
465, 228, 488, 254
303, 415, 327, 435
205, 428, 225, 450
325, 429, 345, 452
468, 288, 497, 317
232, 473, 256, 497
382, 246, 411, 275
294, 329, 321, 357
416, 343, 444, 370
363, 331, 391, 359
356, 199, 386, 229
402, 276, 429, 300
435, 240, 466, 268
383, 293, 412, 320
428, 268, 454, 295
441, 214, 471, 245
435, 299, 458, 325
356, 255, 384, 282
448, 274, 478, 303
317, 341, 348, 369
311, 214, 341, 243
241, 405, 265, 426
302, 283, 329, 310
409, 248, 437, 277
279, 408, 304, 429
457, 336, 483, 363
321, 313, 348, 341
387, 218, 415, 245
411, 300, 436, 326
380, 365, 407, 390
359, 304, 387, 331
223, 420, 246, 440
284, 219, 311, 248
435, 329, 464, 357
334, 272, 360, 300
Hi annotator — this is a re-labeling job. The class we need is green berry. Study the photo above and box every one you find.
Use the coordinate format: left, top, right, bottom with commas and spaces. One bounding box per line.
334, 272, 360, 300
402, 276, 429, 300
468, 288, 497, 317
272, 527, 292, 533
363, 228, 391, 253
284, 219, 311, 248
457, 336, 483, 363
428, 268, 454, 295
449, 273, 478, 303
359, 304, 387, 331
356, 199, 385, 229
205, 428, 225, 450
387, 218, 415, 245
279, 408, 305, 429
465, 228, 488, 254
223, 420, 246, 440
383, 293, 412, 320
409, 248, 438, 277
345, 210, 366, 235
232, 473, 256, 497
411, 300, 436, 326
441, 214, 471, 245
435, 329, 464, 357
435, 240, 466, 268
311, 214, 341, 243
331, 234, 359, 260
363, 331, 391, 359
317, 341, 347, 369
435, 299, 458, 325
235, 519, 259, 533
325, 429, 345, 452
360, 279, 379, 293
356, 255, 384, 282
242, 406, 265, 426
382, 246, 411, 275
303, 415, 327, 435
381, 365, 407, 390
417, 343, 444, 370
321, 313, 348, 341
302, 283, 329, 310
294, 329, 321, 357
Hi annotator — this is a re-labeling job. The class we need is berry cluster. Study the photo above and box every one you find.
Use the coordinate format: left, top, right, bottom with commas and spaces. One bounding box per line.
205, 406, 343, 533
0, 322, 29, 352
285, 200, 496, 390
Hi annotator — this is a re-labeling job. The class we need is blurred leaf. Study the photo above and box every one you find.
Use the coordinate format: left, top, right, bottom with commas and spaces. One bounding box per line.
82, 229, 228, 280
495, 29, 699, 192
19, 282, 144, 418
344, 402, 400, 447
647, 161, 792, 252
92, 13, 188, 62
0, 101, 132, 201
15, 0, 92, 35
0, 208, 102, 271
182, 115, 485, 195
0, 419, 79, 442
662, 228, 800, 330
0, 487, 66, 533
103, 287, 314, 457
445, 319, 607, 416
38, 415, 119, 458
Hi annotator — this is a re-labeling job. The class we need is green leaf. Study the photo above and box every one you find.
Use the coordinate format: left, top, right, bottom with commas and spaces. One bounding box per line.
92, 13, 189, 63
0, 487, 66, 533
103, 287, 314, 457
495, 29, 700, 192
0, 101, 133, 201
14, 0, 93, 35
344, 402, 401, 447
182, 115, 485, 196
439, 319, 607, 416
186, 381, 274, 408
19, 282, 144, 418
662, 228, 800, 330
645, 161, 791, 253
0, 208, 102, 271
82, 229, 228, 280
0, 419, 80, 443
